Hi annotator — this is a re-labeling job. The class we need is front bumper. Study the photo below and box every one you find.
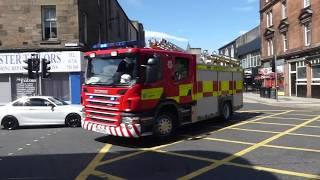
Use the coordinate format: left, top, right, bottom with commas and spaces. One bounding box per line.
81, 120, 142, 138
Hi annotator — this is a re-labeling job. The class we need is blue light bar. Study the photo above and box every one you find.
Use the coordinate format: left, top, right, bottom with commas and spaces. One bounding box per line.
92, 40, 144, 50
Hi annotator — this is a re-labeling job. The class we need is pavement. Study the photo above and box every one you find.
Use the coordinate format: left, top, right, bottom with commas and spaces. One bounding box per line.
244, 92, 320, 110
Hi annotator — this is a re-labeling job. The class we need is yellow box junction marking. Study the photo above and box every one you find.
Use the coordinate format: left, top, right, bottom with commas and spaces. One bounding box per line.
76, 144, 119, 180
178, 114, 320, 180
154, 149, 320, 180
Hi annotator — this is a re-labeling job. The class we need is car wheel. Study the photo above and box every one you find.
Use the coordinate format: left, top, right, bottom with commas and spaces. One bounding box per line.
221, 102, 232, 121
65, 113, 81, 128
153, 113, 175, 139
2, 116, 19, 130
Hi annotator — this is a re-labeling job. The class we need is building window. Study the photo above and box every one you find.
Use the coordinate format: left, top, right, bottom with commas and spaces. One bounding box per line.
267, 39, 274, 56
282, 32, 288, 52
304, 0, 311, 8
304, 23, 311, 46
281, 1, 287, 19
42, 6, 57, 40
225, 48, 229, 57
231, 45, 234, 58
266, 11, 273, 27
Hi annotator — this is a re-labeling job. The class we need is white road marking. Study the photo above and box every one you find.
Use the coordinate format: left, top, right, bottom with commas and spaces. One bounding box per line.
17, 148, 23, 151
26, 144, 31, 146
8, 153, 14, 156
33, 140, 39, 142
47, 134, 51, 136
40, 136, 45, 139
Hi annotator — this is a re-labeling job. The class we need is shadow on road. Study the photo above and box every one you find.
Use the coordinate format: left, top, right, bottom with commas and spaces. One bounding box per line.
95, 111, 264, 149
0, 150, 281, 180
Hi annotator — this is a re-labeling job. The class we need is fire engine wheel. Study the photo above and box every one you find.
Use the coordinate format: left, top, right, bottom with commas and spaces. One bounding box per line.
2, 116, 19, 130
65, 113, 81, 128
153, 113, 174, 139
222, 102, 232, 121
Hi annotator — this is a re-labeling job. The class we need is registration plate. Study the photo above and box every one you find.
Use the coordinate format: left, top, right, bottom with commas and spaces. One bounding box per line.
94, 126, 108, 134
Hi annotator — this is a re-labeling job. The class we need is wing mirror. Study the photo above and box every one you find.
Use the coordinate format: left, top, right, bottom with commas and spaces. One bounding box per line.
49, 104, 55, 111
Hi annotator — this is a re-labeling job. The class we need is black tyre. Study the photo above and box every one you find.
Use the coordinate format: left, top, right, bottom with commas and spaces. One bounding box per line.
65, 113, 81, 128
221, 102, 232, 121
153, 113, 175, 139
2, 116, 19, 130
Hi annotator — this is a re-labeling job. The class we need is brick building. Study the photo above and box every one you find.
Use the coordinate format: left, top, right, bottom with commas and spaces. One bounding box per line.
260, 0, 320, 98
0, 0, 144, 104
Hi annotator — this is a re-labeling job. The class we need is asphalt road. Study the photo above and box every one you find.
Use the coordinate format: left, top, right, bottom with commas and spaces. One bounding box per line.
1, 102, 320, 180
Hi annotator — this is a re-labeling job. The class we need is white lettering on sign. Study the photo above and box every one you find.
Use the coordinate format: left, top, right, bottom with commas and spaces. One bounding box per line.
0, 51, 83, 74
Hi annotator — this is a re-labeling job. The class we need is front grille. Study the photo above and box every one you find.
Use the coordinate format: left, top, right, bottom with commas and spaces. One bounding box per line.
85, 93, 121, 125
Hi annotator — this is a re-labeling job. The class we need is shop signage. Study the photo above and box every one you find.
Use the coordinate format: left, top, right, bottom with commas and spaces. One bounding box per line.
15, 77, 37, 98
0, 51, 83, 74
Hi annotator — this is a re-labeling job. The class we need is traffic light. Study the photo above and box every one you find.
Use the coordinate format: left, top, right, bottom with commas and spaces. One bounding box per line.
271, 56, 276, 72
42, 59, 51, 78
32, 58, 40, 71
23, 58, 35, 79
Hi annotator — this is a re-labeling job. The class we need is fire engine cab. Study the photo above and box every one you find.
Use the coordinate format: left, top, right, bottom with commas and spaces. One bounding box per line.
81, 40, 243, 139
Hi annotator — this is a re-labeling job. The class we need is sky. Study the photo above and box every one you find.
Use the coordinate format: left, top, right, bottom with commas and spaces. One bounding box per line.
118, 0, 260, 53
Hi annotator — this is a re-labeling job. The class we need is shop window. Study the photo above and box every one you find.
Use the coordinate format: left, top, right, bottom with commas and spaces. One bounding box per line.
291, 62, 296, 72
42, 6, 57, 40
174, 58, 189, 81
42, 73, 70, 101
297, 67, 306, 79
312, 65, 320, 79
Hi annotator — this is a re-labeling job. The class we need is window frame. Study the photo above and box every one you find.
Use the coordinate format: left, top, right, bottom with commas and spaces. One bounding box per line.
266, 10, 273, 27
41, 6, 57, 41
282, 32, 288, 52
304, 23, 311, 46
304, 0, 311, 8
267, 39, 274, 56
174, 57, 190, 82
281, 1, 287, 19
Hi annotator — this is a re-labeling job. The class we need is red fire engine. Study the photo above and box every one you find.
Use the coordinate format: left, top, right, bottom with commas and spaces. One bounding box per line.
81, 40, 243, 139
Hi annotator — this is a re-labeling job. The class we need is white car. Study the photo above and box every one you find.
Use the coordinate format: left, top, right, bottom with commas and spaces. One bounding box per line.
0, 96, 83, 130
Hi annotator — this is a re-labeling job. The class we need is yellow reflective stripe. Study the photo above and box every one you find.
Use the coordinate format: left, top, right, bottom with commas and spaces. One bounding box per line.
179, 84, 193, 97
203, 81, 213, 93
221, 81, 229, 91
197, 65, 242, 72
236, 80, 243, 90
167, 96, 180, 103
196, 93, 203, 100
141, 88, 163, 100
212, 91, 218, 97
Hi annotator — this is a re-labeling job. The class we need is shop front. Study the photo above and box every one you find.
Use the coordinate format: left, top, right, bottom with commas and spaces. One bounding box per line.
288, 57, 320, 98
0, 51, 84, 105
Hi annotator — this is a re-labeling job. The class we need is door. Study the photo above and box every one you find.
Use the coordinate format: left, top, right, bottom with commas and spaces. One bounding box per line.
166, 56, 194, 104
291, 73, 296, 96
22, 98, 60, 125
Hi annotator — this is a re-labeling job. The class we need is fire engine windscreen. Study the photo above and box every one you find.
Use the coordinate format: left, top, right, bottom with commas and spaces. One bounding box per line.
86, 57, 137, 86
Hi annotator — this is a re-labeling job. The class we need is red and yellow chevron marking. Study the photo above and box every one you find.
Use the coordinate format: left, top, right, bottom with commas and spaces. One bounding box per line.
141, 80, 243, 104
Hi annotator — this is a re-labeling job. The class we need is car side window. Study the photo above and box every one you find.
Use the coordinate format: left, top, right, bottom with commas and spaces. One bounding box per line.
25, 98, 51, 106
174, 57, 189, 81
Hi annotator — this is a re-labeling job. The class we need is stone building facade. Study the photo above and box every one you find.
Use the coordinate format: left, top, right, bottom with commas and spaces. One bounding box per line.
260, 0, 320, 98
0, 0, 144, 104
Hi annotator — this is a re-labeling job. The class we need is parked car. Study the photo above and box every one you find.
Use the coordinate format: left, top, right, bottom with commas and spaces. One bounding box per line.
0, 96, 83, 130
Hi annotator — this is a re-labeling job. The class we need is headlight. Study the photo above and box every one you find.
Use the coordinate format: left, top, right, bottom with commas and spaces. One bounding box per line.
121, 117, 140, 125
